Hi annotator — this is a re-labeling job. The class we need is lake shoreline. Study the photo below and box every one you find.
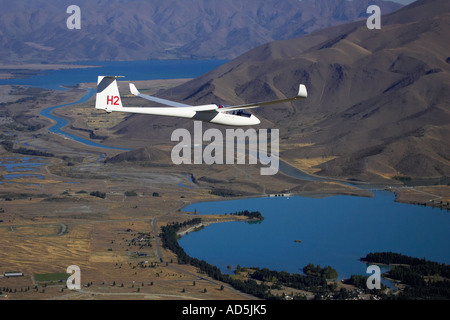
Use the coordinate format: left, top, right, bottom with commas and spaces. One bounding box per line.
178, 189, 450, 287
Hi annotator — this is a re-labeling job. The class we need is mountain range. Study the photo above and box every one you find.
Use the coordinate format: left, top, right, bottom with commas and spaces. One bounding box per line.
111, 0, 449, 183
0, 0, 402, 62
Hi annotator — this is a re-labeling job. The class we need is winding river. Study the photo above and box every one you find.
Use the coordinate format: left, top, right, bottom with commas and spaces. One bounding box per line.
39, 88, 131, 151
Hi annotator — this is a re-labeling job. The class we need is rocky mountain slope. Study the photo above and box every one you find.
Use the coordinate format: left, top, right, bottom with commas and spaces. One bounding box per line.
0, 0, 401, 62
113, 0, 449, 183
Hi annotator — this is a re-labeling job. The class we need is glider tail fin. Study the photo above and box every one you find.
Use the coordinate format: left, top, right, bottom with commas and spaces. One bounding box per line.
95, 76, 124, 112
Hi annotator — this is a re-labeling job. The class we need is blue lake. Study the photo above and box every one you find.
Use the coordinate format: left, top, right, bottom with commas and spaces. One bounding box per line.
0, 60, 228, 91
179, 191, 450, 281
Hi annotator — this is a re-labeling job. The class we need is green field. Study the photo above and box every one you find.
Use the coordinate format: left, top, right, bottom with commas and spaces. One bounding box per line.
34, 272, 68, 282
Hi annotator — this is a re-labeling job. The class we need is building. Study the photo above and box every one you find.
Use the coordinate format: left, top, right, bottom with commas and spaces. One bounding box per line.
3, 272, 24, 277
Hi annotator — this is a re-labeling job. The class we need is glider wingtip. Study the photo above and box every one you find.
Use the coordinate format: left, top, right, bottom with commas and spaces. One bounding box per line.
297, 84, 307, 99
129, 83, 139, 95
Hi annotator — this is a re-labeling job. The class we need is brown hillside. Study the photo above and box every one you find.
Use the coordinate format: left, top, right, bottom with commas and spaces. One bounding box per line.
113, 0, 450, 182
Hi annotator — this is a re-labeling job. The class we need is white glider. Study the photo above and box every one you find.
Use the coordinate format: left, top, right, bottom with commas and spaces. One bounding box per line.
95, 76, 307, 126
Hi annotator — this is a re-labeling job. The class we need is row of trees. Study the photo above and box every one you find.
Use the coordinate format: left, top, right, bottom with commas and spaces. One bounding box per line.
363, 252, 450, 278
251, 267, 327, 290
225, 210, 264, 220
90, 191, 106, 199
1, 140, 54, 157
209, 188, 242, 197
363, 252, 428, 265
302, 264, 338, 279
161, 218, 275, 299
69, 125, 107, 140
363, 252, 450, 299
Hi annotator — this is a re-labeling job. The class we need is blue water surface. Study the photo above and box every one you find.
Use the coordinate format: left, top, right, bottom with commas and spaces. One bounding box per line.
179, 191, 450, 281
0, 60, 228, 91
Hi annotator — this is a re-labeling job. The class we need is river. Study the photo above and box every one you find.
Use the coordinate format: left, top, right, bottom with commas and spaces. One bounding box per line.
38, 88, 132, 150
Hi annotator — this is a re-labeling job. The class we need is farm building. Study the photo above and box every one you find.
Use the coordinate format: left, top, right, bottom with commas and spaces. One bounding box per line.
3, 271, 24, 277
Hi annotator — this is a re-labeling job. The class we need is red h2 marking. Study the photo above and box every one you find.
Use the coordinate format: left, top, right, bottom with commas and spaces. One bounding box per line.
107, 95, 120, 105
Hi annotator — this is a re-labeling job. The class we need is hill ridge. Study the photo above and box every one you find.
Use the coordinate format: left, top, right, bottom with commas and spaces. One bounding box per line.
113, 0, 449, 182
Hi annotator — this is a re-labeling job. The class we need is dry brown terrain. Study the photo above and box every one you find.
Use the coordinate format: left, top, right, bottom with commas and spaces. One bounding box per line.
0, 78, 447, 301
0, 80, 366, 300
393, 185, 450, 210
0, 151, 258, 300
130, 0, 449, 184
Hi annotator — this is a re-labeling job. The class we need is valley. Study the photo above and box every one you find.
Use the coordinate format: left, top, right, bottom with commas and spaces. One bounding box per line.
0, 0, 449, 301
0, 75, 447, 300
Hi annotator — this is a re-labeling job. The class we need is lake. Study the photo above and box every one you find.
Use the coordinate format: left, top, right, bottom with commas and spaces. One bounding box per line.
179, 191, 450, 282
0, 60, 228, 90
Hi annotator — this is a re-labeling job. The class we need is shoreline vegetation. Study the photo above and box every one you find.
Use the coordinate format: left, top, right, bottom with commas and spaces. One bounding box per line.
223, 210, 264, 221
360, 252, 450, 299
164, 218, 450, 300
177, 210, 264, 237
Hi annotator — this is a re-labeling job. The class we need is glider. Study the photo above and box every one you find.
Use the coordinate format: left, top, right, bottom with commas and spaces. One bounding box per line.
95, 76, 307, 126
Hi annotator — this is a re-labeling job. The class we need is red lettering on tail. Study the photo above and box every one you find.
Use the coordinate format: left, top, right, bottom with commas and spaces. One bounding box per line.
107, 96, 119, 105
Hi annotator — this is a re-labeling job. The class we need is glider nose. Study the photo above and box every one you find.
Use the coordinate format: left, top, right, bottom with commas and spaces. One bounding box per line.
250, 115, 261, 125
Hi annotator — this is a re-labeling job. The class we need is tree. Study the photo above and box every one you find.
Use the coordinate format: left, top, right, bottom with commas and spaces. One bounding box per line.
90, 191, 106, 199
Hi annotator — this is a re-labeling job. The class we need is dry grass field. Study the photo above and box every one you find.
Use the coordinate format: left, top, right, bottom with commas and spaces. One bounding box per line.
0, 163, 255, 300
